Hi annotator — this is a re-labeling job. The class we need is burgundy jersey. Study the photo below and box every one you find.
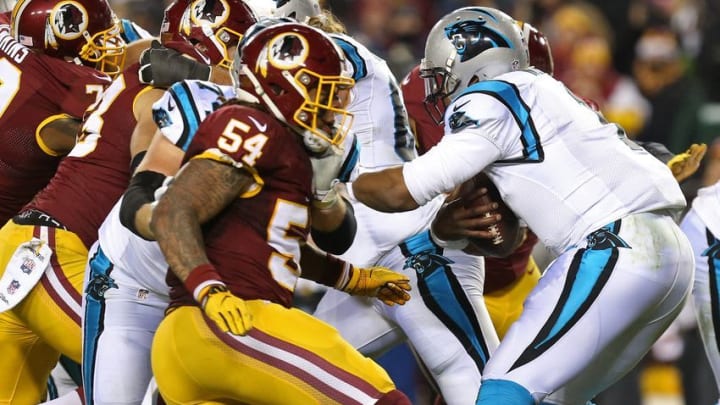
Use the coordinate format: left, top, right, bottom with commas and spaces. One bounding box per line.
0, 29, 110, 224
400, 65, 443, 155
24, 63, 150, 248
484, 231, 538, 293
166, 104, 314, 309
0, 11, 9, 26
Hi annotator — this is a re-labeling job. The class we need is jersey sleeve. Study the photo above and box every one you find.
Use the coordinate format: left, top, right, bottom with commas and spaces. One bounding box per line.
119, 18, 154, 43
402, 93, 508, 205
152, 80, 235, 151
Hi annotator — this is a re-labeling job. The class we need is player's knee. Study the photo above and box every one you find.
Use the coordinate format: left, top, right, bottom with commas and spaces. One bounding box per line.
375, 389, 411, 405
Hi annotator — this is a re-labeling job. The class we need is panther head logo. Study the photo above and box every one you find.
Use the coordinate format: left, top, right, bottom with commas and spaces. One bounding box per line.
445, 18, 511, 62
85, 273, 118, 300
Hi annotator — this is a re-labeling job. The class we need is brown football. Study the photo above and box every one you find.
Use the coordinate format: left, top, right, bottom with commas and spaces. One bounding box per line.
459, 172, 523, 258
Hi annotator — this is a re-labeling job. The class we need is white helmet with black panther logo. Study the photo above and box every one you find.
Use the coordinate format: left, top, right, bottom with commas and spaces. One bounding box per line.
420, 7, 528, 105
272, 0, 320, 23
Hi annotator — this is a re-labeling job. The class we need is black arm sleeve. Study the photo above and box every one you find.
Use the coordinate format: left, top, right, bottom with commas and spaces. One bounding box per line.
310, 197, 357, 255
119, 170, 166, 240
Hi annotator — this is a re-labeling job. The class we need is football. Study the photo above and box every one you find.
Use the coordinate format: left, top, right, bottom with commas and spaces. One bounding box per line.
458, 172, 523, 258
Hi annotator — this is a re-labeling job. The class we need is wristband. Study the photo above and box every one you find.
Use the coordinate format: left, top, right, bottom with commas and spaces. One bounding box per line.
333, 262, 355, 291
312, 188, 339, 210
429, 226, 469, 250
345, 182, 357, 202
184, 263, 225, 302
322, 253, 353, 290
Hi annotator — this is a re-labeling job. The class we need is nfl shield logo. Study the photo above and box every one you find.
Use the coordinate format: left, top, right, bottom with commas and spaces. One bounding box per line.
21, 257, 35, 274
7, 280, 20, 295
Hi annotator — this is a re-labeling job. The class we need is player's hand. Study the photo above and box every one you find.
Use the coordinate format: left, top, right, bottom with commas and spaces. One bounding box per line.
200, 284, 253, 335
309, 143, 346, 209
668, 143, 707, 183
339, 266, 411, 306
139, 40, 211, 87
432, 187, 502, 243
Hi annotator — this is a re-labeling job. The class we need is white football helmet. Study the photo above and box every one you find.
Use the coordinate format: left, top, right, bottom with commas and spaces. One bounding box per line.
0, 0, 15, 13
421, 7, 528, 104
272, 0, 320, 22
244, 0, 275, 18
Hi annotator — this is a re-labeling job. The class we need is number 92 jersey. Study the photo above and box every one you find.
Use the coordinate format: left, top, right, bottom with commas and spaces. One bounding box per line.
0, 29, 110, 224
165, 100, 315, 310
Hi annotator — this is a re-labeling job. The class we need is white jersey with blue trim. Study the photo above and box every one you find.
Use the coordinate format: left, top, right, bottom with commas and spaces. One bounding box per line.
97, 80, 235, 295
152, 80, 236, 151
328, 34, 444, 267
119, 18, 153, 44
330, 33, 416, 172
403, 69, 686, 254
690, 180, 720, 238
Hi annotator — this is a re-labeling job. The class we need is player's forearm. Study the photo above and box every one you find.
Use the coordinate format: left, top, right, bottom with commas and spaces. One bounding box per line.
133, 203, 155, 239
299, 243, 349, 287
152, 159, 254, 281
349, 167, 418, 212
151, 195, 209, 283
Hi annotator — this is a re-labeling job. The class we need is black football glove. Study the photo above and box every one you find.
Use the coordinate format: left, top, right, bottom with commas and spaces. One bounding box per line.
138, 40, 211, 88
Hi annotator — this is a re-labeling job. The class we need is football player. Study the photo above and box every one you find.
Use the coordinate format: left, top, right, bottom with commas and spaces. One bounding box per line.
0, 1, 126, 402
0, 1, 253, 404
270, 4, 506, 404
346, 7, 694, 405
82, 6, 384, 405
0, 0, 124, 226
149, 21, 412, 404
78, 3, 260, 405
400, 21, 553, 342
681, 179, 720, 402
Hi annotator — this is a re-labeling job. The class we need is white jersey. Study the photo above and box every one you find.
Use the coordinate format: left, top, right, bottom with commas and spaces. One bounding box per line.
682, 180, 720, 394
330, 33, 444, 267
403, 69, 685, 254
119, 18, 154, 43
690, 181, 720, 238
97, 80, 235, 295
331, 34, 416, 172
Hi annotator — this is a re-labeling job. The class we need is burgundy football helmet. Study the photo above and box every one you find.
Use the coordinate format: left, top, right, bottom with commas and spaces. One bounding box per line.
178, 0, 257, 69
11, 0, 126, 76
232, 21, 354, 153
519, 21, 554, 76
159, 0, 188, 43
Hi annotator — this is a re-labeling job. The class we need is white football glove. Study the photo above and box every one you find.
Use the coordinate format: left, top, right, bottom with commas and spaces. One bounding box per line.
310, 144, 344, 209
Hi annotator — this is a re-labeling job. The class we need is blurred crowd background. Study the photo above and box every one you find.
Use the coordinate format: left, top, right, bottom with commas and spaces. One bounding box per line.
108, 0, 720, 403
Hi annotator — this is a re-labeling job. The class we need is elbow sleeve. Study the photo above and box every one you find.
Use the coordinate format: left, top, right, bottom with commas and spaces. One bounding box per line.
311, 198, 356, 255
119, 170, 166, 240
